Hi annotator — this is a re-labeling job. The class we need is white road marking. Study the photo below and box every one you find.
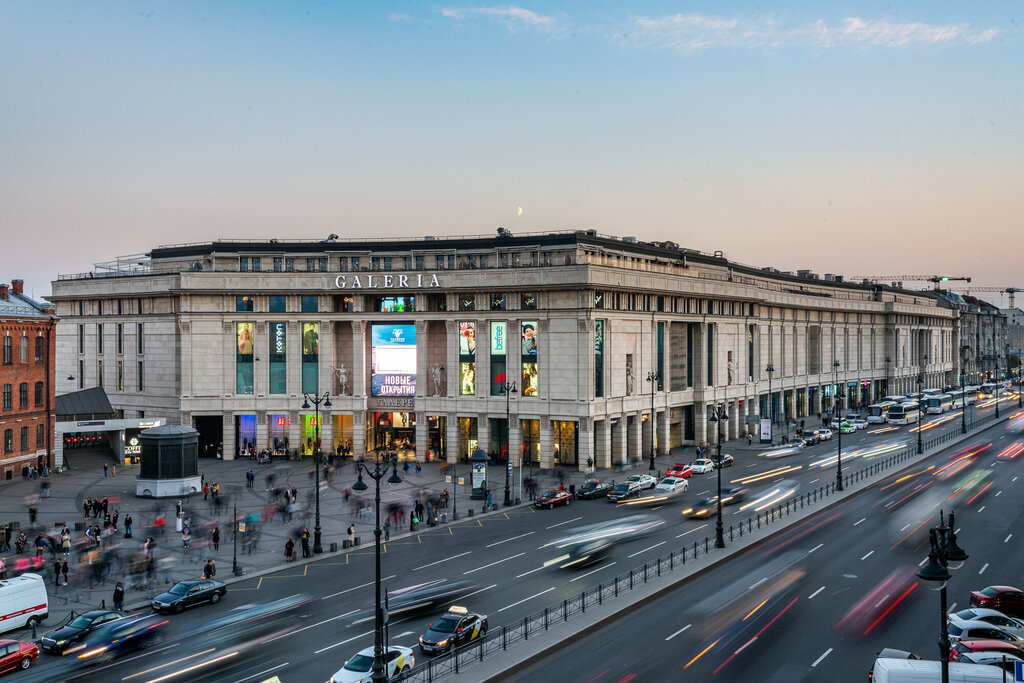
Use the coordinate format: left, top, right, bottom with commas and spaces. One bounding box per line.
677, 524, 708, 538
570, 562, 617, 582
746, 464, 757, 468
808, 543, 824, 554
843, 574, 857, 579
812, 648, 833, 667
395, 631, 415, 638
498, 587, 556, 612
291, 610, 360, 634
486, 531, 535, 547
628, 541, 666, 558
948, 602, 957, 613
322, 579, 396, 600
1006, 534, 1014, 543
979, 563, 990, 575
919, 557, 929, 567
1014, 477, 1019, 482
854, 518, 866, 526
414, 551, 471, 571
861, 551, 874, 560
808, 586, 826, 599
516, 566, 546, 578
461, 584, 498, 599
665, 624, 692, 641
996, 490, 1002, 496
809, 479, 819, 484
698, 490, 710, 495
236, 663, 290, 683
900, 524, 911, 532
979, 506, 986, 512
463, 552, 525, 575
749, 577, 768, 590
546, 516, 582, 529
315, 629, 374, 654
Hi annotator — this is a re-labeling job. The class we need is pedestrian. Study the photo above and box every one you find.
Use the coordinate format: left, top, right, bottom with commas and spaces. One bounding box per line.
747, 433, 752, 447
347, 524, 355, 547
61, 558, 69, 585
54, 558, 61, 586
28, 504, 37, 526
441, 489, 449, 508
181, 527, 191, 549
486, 488, 493, 509
203, 483, 209, 500
301, 529, 310, 558
0, 557, 6, 579
124, 514, 133, 539
83, 498, 91, 518
284, 538, 295, 562
112, 464, 116, 478
383, 519, 391, 542
1, 525, 9, 551
415, 463, 422, 475
113, 581, 124, 611
104, 463, 109, 478
212, 526, 220, 551
102, 497, 109, 517
111, 510, 119, 529
203, 559, 215, 579
176, 500, 183, 518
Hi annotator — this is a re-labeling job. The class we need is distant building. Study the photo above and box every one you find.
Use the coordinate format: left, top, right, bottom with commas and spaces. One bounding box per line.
0, 279, 58, 478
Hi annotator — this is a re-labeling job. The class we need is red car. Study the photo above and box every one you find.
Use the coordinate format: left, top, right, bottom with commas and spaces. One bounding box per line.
950, 639, 1024, 663
667, 463, 693, 479
0, 640, 38, 674
970, 586, 1024, 617
534, 489, 573, 509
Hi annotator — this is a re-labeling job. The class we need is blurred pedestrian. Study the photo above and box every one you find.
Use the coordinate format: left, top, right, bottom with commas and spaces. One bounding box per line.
347, 524, 355, 547
284, 538, 295, 562
203, 559, 215, 579
61, 558, 69, 585
124, 514, 133, 539
104, 463, 109, 478
301, 529, 310, 558
112, 464, 117, 478
383, 519, 391, 542
113, 581, 124, 611
54, 558, 61, 586
212, 526, 220, 551
28, 504, 37, 526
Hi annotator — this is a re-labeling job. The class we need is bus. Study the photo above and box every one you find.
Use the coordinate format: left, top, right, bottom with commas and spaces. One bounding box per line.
979, 383, 1000, 399
950, 388, 978, 409
866, 401, 897, 423
882, 395, 907, 404
887, 401, 921, 425
923, 393, 953, 414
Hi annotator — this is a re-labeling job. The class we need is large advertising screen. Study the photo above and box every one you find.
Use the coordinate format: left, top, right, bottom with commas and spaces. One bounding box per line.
371, 324, 417, 396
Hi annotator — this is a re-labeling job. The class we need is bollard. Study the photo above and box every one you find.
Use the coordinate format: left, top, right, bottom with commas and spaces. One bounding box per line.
502, 625, 508, 650
32, 620, 37, 640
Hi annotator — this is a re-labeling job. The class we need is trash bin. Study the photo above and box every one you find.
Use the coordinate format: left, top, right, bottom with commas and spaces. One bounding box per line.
342, 539, 351, 549
330, 542, 338, 552
354, 537, 360, 546
440, 513, 448, 524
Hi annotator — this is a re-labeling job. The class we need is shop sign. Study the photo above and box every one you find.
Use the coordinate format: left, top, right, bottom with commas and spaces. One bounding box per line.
372, 397, 415, 409
125, 436, 142, 457
334, 273, 441, 289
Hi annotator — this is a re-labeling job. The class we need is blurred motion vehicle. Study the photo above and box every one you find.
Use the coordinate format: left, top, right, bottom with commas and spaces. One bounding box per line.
0, 640, 37, 674
40, 609, 123, 654
419, 606, 487, 655
607, 481, 640, 502
625, 474, 657, 490
836, 566, 919, 639
66, 614, 168, 666
839, 421, 856, 433
714, 454, 735, 468
330, 645, 414, 683
683, 487, 747, 518
800, 430, 820, 445
951, 639, 1024, 663
667, 463, 693, 479
970, 587, 1024, 617
542, 515, 664, 569
654, 477, 688, 494
152, 579, 226, 614
370, 582, 480, 622
949, 608, 1024, 639
690, 459, 715, 474
788, 438, 808, 449
575, 479, 613, 500
535, 489, 573, 509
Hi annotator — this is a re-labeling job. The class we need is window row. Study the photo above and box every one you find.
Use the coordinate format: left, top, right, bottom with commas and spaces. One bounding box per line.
2, 424, 45, 453
234, 292, 539, 314
594, 292, 760, 318
88, 360, 145, 393
1, 382, 45, 410
75, 298, 147, 316
77, 323, 144, 355
1, 336, 46, 365
238, 250, 575, 273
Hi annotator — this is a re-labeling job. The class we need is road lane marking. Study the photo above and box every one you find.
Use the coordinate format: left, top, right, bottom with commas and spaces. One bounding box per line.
677, 524, 708, 538
462, 584, 498, 599
665, 624, 692, 641
748, 578, 767, 590
290, 610, 360, 635
808, 586, 826, 599
315, 629, 374, 654
812, 648, 833, 667
414, 551, 471, 571
463, 552, 525, 575
1006, 534, 1014, 543
900, 524, 911, 531
546, 516, 582, 529
919, 557, 928, 567
236, 662, 290, 683
948, 602, 957, 613
808, 543, 823, 554
322, 578, 396, 600
516, 566, 546, 578
627, 541, 666, 558
861, 551, 874, 560
486, 531, 535, 547
979, 563, 989, 575
571, 562, 617, 582
809, 478, 819, 484
498, 587, 556, 612
996, 490, 1002, 496
854, 518, 866, 526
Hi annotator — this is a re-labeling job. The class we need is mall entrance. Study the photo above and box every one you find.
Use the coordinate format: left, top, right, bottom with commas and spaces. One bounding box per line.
371, 411, 416, 461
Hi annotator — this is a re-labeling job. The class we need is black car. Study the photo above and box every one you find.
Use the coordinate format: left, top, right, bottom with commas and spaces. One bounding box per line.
67, 615, 168, 665
714, 454, 735, 469
575, 479, 613, 500
419, 606, 488, 655
40, 610, 123, 653
152, 579, 226, 614
800, 430, 820, 445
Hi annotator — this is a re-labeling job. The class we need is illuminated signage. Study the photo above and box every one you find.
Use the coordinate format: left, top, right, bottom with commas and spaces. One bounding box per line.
371, 323, 417, 396
491, 322, 506, 356
334, 274, 441, 289
124, 437, 141, 457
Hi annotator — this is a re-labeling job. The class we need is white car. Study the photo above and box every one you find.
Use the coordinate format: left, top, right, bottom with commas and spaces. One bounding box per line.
691, 459, 715, 474
814, 428, 834, 441
626, 474, 657, 490
330, 645, 415, 683
654, 477, 688, 494
949, 608, 1024, 639
946, 619, 1024, 645
852, 418, 869, 430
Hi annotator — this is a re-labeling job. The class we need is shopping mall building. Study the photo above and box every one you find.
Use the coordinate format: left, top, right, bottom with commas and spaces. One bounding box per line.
47, 230, 962, 470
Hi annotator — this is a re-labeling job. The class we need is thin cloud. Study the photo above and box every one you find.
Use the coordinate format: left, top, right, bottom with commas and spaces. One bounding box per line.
387, 13, 411, 23
440, 6, 557, 33
623, 14, 998, 52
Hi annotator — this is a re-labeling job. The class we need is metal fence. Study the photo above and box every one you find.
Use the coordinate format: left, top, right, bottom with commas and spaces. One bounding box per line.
394, 411, 1001, 682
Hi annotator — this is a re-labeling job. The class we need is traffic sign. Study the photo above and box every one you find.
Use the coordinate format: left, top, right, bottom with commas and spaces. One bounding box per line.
1015, 660, 1024, 682
507, 462, 513, 474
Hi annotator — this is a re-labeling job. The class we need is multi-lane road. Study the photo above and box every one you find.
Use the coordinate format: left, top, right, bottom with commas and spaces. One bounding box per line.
20, 397, 1022, 682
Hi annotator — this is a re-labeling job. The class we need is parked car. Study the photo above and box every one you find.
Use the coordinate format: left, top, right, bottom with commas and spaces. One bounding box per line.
954, 650, 1024, 672
625, 474, 657, 490
714, 454, 735, 469
654, 477, 688, 494
40, 609, 124, 654
607, 481, 641, 502
971, 587, 1024, 617
950, 639, 1024, 662
151, 580, 227, 614
535, 489, 573, 509
788, 438, 808, 449
690, 459, 715, 474
947, 621, 1024, 645
949, 608, 1024, 639
575, 479, 613, 500
815, 428, 834, 441
667, 463, 693, 479
0, 640, 38, 675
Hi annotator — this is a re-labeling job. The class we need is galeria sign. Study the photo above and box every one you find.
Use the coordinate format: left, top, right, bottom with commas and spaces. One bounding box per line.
334, 274, 441, 289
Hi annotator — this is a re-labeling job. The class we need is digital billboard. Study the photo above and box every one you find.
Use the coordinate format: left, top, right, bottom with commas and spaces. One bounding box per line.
371, 324, 416, 396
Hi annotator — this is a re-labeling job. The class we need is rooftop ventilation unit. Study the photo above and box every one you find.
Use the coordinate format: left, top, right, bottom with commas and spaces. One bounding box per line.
623, 236, 637, 243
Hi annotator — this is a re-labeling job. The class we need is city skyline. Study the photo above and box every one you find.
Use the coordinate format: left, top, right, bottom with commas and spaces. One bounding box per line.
2, 2, 1020, 300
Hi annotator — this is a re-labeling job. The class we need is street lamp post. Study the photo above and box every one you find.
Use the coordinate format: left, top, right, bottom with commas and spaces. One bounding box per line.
917, 370, 925, 455
500, 380, 517, 506
884, 357, 892, 398
232, 500, 239, 576
765, 363, 775, 445
834, 360, 844, 491
916, 510, 968, 683
646, 371, 659, 471
351, 452, 402, 683
301, 391, 331, 554
708, 404, 728, 549
960, 369, 968, 436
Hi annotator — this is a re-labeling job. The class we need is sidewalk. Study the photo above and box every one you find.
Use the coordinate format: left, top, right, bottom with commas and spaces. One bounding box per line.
0, 446, 689, 638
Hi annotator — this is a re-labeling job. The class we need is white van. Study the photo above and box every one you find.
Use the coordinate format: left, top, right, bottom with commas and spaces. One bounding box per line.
0, 573, 49, 634
871, 657, 1005, 682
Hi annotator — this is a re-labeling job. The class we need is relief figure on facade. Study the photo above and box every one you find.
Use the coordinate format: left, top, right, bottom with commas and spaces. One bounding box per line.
333, 364, 350, 395
431, 363, 445, 396
625, 357, 635, 395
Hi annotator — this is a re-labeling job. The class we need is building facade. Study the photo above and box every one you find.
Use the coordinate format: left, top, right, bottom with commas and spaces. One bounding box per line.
50, 231, 967, 471
0, 279, 58, 478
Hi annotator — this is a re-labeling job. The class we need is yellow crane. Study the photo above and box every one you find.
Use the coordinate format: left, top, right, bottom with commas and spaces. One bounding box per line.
950, 287, 1022, 308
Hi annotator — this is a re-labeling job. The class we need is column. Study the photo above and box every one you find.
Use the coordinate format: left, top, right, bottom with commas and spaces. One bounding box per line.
694, 401, 707, 447
446, 412, 460, 463
478, 414, 491, 457
628, 413, 642, 462
577, 419, 592, 472
595, 419, 611, 468
224, 417, 237, 462
657, 409, 670, 456
539, 418, 553, 469
416, 410, 429, 462
416, 321, 428, 398
446, 321, 459, 401
612, 417, 628, 466
509, 414, 522, 467
288, 410, 300, 458
728, 401, 739, 440
318, 319, 332, 398
319, 412, 332, 456
351, 322, 366, 397
641, 413, 653, 461
256, 413, 269, 452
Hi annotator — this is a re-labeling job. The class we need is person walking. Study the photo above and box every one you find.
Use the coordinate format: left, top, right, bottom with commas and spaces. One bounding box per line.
104, 463, 109, 478
124, 514, 133, 539
747, 433, 753, 447
83, 498, 91, 518
61, 558, 69, 585
111, 464, 116, 478
113, 581, 125, 611
181, 526, 191, 549
111, 510, 119, 529
54, 558, 61, 586
203, 559, 216, 579
1, 525, 10, 551
28, 504, 37, 526
347, 524, 355, 547
284, 538, 295, 562
102, 497, 109, 517
300, 529, 310, 559
212, 527, 220, 551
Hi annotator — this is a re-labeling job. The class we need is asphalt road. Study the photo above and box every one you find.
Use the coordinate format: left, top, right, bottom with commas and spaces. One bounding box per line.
19, 398, 1019, 683
510, 407, 1024, 682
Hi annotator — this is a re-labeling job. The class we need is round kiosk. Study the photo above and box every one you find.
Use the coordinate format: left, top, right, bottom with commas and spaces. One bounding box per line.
135, 424, 202, 498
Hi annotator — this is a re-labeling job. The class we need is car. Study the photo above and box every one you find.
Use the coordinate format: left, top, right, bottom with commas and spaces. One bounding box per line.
691, 459, 715, 474
535, 488, 573, 509
950, 639, 1024, 663
0, 640, 38, 674
575, 479, 613, 500
683, 487, 748, 518
607, 481, 641, 502
151, 579, 227, 614
66, 614, 168, 665
419, 606, 488, 655
839, 422, 856, 434
815, 428, 834, 441
654, 477, 688, 494
947, 621, 1024, 645
787, 438, 808, 449
714, 454, 735, 469
852, 418, 869, 430
40, 610, 125, 653
954, 650, 1024, 671
971, 587, 1024, 617
667, 463, 693, 479
330, 645, 414, 683
626, 474, 657, 490
800, 430, 821, 445
950, 608, 1024, 639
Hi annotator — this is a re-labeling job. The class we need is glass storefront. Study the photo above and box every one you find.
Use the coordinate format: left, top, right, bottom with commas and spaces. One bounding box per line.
521, 418, 539, 465
268, 414, 289, 454
332, 414, 354, 458
300, 413, 321, 456
236, 414, 256, 457
489, 418, 508, 461
428, 415, 446, 461
370, 411, 416, 460
553, 420, 578, 465
458, 417, 478, 459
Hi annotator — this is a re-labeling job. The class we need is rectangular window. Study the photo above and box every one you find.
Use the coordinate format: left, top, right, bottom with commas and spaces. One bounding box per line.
79, 301, 83, 316
273, 257, 283, 272
436, 255, 445, 269
236, 296, 255, 312
3, 337, 11, 365
78, 325, 84, 354
34, 382, 43, 407
236, 323, 254, 394
117, 323, 123, 355
350, 257, 359, 271
269, 295, 287, 312
375, 296, 415, 313
78, 360, 84, 389
35, 336, 44, 363
490, 321, 507, 396
20, 427, 28, 451
239, 257, 248, 272
138, 298, 143, 314
269, 323, 287, 394
117, 360, 124, 391
748, 324, 755, 383
521, 293, 537, 310
117, 299, 123, 315
459, 295, 475, 311
19, 383, 27, 408
3, 429, 10, 452
706, 324, 714, 387
98, 300, 103, 315
595, 320, 605, 398
656, 322, 664, 390
335, 295, 353, 313
36, 423, 44, 448
301, 323, 319, 393
137, 323, 144, 354
18, 337, 27, 363
97, 324, 103, 354
138, 360, 144, 391
285, 257, 295, 272
415, 255, 424, 270
459, 322, 476, 395
522, 321, 538, 397
301, 296, 319, 313
490, 294, 506, 311
2, 384, 10, 410
251, 257, 261, 272
97, 360, 104, 388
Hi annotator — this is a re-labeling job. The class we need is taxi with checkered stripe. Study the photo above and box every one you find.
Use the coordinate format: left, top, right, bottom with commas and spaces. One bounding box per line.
418, 605, 488, 655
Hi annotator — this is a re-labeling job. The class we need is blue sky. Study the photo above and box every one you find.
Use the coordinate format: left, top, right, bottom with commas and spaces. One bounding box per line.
1, 2, 1020, 301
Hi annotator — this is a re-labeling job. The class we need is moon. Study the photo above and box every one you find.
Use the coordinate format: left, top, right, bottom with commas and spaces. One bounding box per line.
516, 206, 523, 216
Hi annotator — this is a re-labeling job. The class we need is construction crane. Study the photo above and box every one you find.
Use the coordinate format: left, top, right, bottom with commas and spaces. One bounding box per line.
848, 275, 972, 290
950, 287, 1022, 308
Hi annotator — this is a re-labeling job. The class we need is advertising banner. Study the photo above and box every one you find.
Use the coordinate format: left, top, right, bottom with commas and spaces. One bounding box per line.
371, 324, 417, 396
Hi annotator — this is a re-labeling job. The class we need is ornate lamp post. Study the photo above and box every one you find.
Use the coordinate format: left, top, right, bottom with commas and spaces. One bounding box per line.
916, 510, 968, 683
834, 360, 845, 491
500, 380, 517, 506
917, 370, 925, 455
884, 356, 892, 398
708, 404, 728, 549
301, 391, 331, 554
765, 363, 775, 444
646, 371, 659, 470
351, 452, 402, 683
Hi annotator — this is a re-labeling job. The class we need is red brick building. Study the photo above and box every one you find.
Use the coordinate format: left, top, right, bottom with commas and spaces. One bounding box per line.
0, 279, 58, 478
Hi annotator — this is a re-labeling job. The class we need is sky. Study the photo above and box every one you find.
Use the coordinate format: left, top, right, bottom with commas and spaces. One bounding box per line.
1, 2, 1021, 304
